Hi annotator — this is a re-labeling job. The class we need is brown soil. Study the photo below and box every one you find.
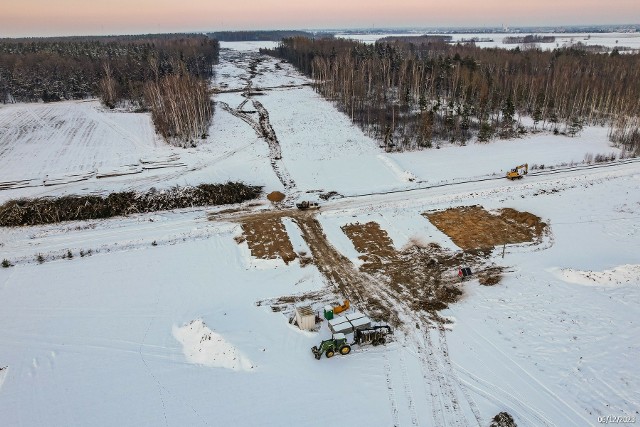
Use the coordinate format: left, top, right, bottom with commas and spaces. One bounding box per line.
266, 191, 286, 202
226, 205, 544, 325
478, 267, 504, 286
240, 215, 297, 264
341, 221, 483, 318
425, 205, 547, 251
341, 222, 396, 268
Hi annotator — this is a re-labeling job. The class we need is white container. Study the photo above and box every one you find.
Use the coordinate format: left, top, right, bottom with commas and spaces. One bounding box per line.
328, 316, 346, 328
345, 311, 366, 322
295, 306, 316, 330
329, 321, 353, 334
350, 316, 372, 331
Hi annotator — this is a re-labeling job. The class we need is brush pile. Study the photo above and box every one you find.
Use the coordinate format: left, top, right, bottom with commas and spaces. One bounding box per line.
0, 182, 261, 226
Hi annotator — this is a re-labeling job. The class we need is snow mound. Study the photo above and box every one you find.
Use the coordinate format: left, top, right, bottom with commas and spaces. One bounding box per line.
554, 264, 640, 287
172, 320, 254, 371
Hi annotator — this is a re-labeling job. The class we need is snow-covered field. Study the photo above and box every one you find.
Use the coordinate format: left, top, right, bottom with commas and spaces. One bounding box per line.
1, 41, 639, 427
336, 31, 640, 51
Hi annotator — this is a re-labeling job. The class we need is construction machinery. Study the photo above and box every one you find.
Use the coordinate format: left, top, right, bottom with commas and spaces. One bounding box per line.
506, 163, 528, 180
332, 299, 350, 315
311, 333, 351, 359
296, 201, 320, 210
353, 325, 393, 346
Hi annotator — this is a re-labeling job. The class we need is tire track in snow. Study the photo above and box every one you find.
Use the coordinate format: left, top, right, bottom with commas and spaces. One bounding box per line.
138, 282, 169, 427
399, 350, 421, 426
383, 353, 401, 427
454, 364, 555, 427
437, 327, 483, 426
423, 328, 470, 427
463, 323, 590, 426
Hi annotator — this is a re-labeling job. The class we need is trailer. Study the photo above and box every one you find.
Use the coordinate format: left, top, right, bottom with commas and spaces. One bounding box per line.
352, 325, 393, 346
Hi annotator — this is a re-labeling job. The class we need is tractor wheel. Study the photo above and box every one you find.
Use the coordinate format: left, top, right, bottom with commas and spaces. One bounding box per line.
340, 345, 351, 355
326, 349, 335, 358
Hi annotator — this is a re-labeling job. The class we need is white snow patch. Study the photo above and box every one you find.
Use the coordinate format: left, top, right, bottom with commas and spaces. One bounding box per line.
0, 366, 7, 391
281, 217, 311, 257
552, 264, 640, 287
377, 154, 417, 182
172, 319, 253, 371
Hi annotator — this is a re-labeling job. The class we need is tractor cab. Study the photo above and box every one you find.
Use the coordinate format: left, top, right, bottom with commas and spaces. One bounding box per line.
311, 333, 351, 359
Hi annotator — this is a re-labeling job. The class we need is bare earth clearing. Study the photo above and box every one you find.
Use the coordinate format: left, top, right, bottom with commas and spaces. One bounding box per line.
233, 206, 544, 320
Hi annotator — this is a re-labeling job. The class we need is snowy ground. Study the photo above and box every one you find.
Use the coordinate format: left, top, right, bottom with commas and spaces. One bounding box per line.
336, 31, 640, 52
1, 41, 639, 427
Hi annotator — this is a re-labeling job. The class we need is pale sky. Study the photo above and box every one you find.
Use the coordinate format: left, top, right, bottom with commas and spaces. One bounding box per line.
2, 0, 638, 37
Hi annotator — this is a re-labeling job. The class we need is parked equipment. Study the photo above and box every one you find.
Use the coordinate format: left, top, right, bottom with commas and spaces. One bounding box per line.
333, 299, 350, 315
458, 267, 473, 279
296, 201, 320, 210
353, 325, 393, 346
506, 164, 528, 180
311, 333, 351, 359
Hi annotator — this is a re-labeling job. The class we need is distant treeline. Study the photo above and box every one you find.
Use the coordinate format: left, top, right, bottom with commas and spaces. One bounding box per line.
503, 35, 556, 44
0, 34, 219, 146
208, 31, 328, 42
264, 37, 640, 153
376, 35, 452, 44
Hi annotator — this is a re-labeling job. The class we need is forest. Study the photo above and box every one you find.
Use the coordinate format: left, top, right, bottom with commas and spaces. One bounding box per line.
208, 30, 324, 42
264, 37, 640, 154
0, 34, 219, 146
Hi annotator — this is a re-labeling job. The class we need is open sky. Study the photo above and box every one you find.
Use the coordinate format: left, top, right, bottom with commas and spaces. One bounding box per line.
2, 0, 638, 37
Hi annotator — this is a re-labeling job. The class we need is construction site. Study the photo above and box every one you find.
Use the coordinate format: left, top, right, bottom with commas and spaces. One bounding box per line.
1, 38, 638, 427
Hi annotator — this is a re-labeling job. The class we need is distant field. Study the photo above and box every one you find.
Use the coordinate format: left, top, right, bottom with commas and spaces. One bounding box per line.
0, 101, 160, 182
336, 31, 640, 51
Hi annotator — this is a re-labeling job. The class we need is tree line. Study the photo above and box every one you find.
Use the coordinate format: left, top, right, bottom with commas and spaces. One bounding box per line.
263, 37, 640, 153
208, 30, 325, 42
0, 34, 219, 146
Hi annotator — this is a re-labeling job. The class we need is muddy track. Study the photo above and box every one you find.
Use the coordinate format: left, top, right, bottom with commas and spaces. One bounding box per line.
251, 99, 296, 191
214, 83, 313, 94
218, 102, 262, 135
293, 211, 484, 426
291, 212, 370, 307
218, 53, 297, 195
361, 266, 481, 426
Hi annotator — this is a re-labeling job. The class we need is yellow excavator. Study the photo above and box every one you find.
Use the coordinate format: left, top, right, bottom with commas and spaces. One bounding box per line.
506, 163, 528, 180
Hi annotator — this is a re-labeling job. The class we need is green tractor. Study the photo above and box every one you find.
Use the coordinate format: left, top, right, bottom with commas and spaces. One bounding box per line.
311, 333, 351, 360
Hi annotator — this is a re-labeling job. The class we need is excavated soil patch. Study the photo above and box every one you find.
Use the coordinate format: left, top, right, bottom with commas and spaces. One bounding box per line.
341, 221, 486, 317
228, 211, 504, 323
239, 216, 297, 264
341, 222, 396, 268
425, 205, 547, 250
